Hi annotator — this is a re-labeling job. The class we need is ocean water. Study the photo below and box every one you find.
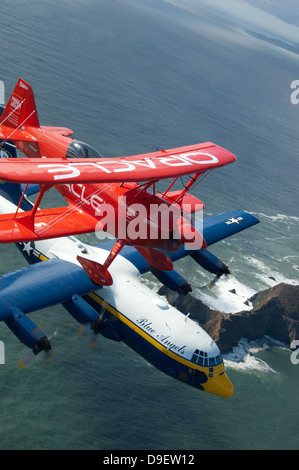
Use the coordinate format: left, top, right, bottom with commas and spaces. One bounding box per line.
0, 0, 298, 451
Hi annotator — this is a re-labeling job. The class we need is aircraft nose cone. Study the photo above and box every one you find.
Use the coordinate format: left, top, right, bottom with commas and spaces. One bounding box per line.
204, 371, 234, 398
175, 217, 207, 250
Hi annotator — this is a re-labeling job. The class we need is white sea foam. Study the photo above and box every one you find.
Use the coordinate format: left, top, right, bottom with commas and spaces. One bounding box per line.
195, 275, 256, 314
250, 212, 299, 224
223, 338, 278, 373
246, 256, 299, 288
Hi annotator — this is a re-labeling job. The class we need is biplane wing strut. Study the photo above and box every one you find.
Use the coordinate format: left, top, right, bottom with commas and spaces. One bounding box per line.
12, 184, 52, 232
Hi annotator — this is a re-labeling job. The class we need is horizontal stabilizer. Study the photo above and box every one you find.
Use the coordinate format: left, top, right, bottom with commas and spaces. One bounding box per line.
40, 126, 73, 137
0, 127, 37, 142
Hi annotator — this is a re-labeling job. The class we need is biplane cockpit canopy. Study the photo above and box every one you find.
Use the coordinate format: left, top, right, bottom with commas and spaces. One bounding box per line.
65, 141, 103, 159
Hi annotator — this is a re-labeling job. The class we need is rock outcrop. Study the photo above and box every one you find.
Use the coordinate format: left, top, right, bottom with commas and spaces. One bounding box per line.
158, 283, 299, 353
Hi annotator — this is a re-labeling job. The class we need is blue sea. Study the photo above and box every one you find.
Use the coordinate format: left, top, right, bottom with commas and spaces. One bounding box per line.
0, 0, 298, 451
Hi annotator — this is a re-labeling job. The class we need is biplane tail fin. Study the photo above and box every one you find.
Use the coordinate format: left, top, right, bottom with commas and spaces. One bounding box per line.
0, 78, 40, 129
0, 117, 25, 206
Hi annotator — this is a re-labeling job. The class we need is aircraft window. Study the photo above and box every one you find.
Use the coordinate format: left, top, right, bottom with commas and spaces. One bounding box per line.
208, 355, 222, 366
197, 356, 204, 367
66, 141, 103, 159
192, 349, 208, 366
209, 357, 216, 367
191, 350, 200, 363
215, 355, 223, 365
191, 350, 223, 367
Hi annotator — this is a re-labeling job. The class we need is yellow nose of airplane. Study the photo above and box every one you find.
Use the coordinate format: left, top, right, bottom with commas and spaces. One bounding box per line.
204, 371, 234, 398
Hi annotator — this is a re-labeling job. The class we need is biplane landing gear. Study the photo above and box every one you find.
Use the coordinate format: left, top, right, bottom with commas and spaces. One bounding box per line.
77, 239, 125, 286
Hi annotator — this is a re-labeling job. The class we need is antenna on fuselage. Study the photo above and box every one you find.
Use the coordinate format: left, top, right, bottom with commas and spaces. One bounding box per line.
184, 312, 191, 322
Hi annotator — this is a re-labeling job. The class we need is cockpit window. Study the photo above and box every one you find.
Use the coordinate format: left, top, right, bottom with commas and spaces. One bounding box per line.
66, 141, 103, 159
191, 349, 222, 367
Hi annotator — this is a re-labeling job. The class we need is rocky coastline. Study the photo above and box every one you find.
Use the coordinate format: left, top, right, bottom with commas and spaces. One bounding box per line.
158, 283, 299, 353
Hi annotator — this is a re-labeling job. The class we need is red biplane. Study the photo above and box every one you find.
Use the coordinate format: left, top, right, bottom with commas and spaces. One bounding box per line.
0, 78, 236, 286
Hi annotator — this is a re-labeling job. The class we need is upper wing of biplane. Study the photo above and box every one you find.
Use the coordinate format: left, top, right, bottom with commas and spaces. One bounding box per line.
0, 142, 236, 184
0, 142, 235, 243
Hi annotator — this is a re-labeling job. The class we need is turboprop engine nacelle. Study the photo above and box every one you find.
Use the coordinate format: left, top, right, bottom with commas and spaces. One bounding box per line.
5, 308, 51, 354
191, 249, 230, 277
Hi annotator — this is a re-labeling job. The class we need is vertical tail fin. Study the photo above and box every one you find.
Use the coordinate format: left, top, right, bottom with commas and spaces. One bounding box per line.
0, 78, 40, 129
0, 107, 35, 207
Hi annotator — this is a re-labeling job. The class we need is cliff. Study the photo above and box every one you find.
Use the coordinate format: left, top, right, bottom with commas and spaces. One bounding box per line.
158, 283, 299, 353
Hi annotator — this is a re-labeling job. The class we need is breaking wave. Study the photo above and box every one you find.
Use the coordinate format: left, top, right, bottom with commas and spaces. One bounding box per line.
250, 212, 299, 224
246, 256, 299, 288
195, 275, 256, 313
223, 338, 279, 373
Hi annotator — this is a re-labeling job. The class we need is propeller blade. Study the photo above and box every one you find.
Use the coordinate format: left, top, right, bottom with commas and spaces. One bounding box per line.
78, 322, 98, 347
43, 351, 56, 364
208, 275, 220, 289
87, 334, 98, 348
19, 329, 57, 368
19, 350, 36, 369
78, 305, 109, 347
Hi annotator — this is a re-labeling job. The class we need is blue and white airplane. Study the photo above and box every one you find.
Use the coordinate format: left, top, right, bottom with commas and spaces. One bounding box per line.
0, 88, 259, 398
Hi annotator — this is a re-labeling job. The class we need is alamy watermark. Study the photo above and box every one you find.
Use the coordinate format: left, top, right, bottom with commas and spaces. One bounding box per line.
93, 196, 204, 249
0, 340, 5, 364
0, 80, 4, 105
290, 80, 299, 105
290, 340, 299, 365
